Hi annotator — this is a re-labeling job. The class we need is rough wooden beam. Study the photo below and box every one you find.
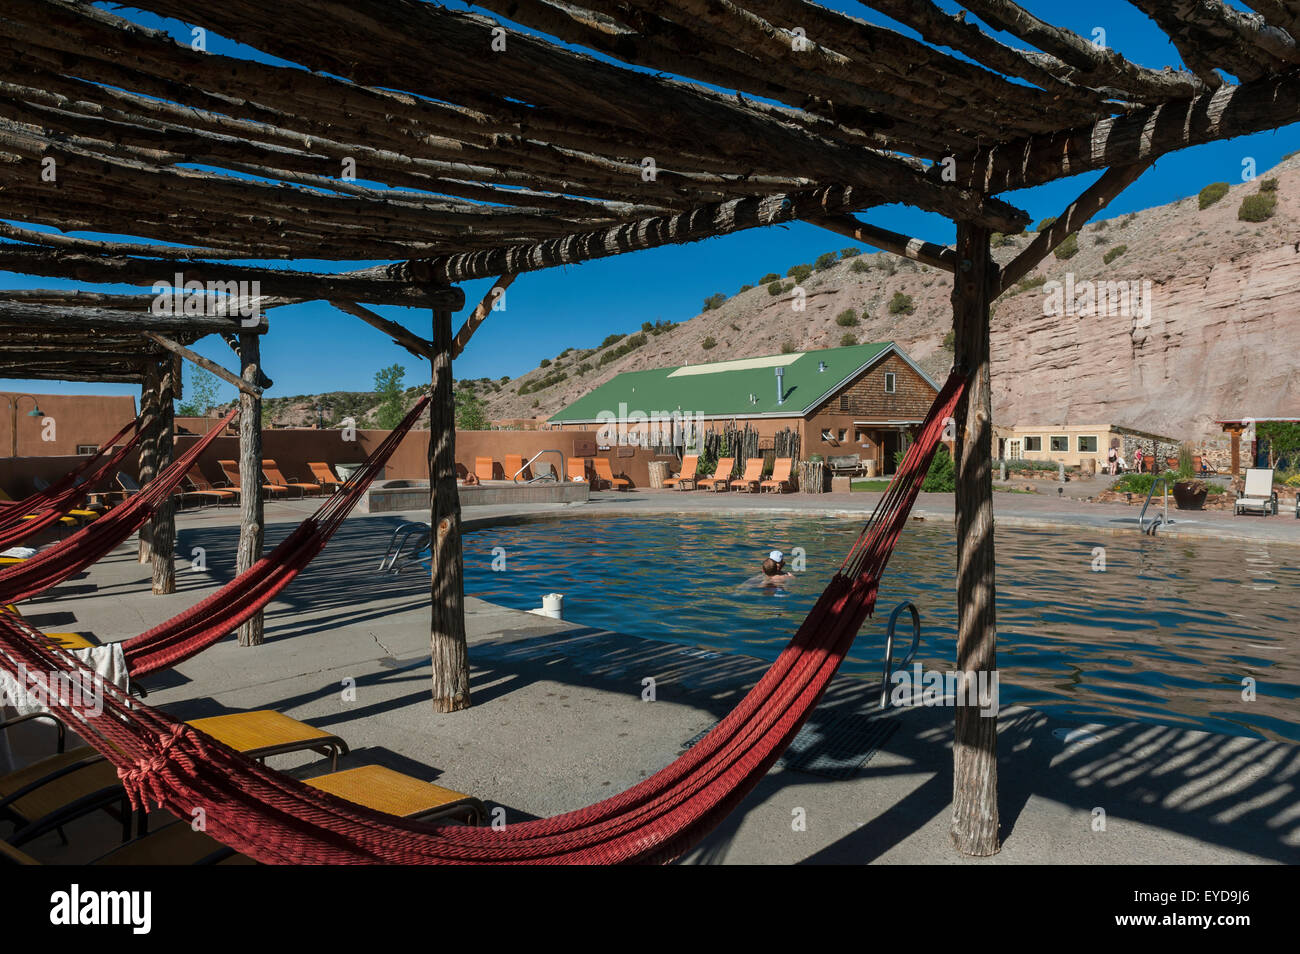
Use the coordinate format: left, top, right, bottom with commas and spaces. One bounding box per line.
0, 300, 266, 334
1127, 0, 1298, 85
964, 70, 1300, 193
330, 301, 433, 361
951, 221, 1000, 858
997, 161, 1154, 294
151, 356, 176, 595
451, 274, 517, 359
430, 308, 469, 712
811, 214, 956, 272
140, 332, 260, 398
137, 361, 160, 564
0, 289, 299, 311
236, 333, 263, 647
0, 249, 465, 310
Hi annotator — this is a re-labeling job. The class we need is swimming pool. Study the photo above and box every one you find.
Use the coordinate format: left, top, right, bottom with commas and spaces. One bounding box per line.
463, 514, 1300, 744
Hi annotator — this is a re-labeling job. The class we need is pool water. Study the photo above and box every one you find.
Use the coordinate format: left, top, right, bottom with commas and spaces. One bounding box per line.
463, 515, 1300, 744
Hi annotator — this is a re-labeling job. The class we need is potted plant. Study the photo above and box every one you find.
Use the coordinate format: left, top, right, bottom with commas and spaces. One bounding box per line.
1172, 442, 1207, 510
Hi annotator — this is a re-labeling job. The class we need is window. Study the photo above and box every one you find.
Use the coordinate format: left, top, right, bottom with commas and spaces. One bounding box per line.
884, 372, 896, 394
1050, 435, 1069, 452
75, 445, 98, 456
1077, 436, 1098, 453
821, 429, 833, 442
1023, 436, 1041, 452
855, 429, 867, 443
838, 429, 848, 442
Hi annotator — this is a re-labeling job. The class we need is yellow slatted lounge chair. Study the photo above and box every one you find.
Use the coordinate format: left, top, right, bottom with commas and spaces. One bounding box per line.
760, 458, 794, 493
304, 765, 486, 825
261, 460, 322, 498
307, 461, 343, 493
696, 457, 734, 492
730, 458, 764, 493
591, 457, 630, 490
186, 710, 349, 771
662, 455, 698, 490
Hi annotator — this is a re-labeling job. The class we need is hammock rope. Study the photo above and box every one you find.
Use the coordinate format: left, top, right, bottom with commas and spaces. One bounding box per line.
122, 395, 431, 677
0, 417, 137, 514
0, 373, 965, 864
0, 408, 238, 604
0, 422, 145, 548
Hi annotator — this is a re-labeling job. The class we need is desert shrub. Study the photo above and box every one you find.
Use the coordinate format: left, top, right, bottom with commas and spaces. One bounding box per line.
701, 336, 717, 350
738, 284, 754, 293
780, 339, 796, 353
767, 281, 789, 296
760, 272, 779, 283
839, 247, 861, 259
702, 292, 727, 311
815, 251, 839, 271
849, 259, 871, 273
599, 332, 625, 348
888, 291, 915, 315
1259, 177, 1278, 193
942, 329, 955, 351
574, 362, 592, 374
1054, 232, 1079, 260
1014, 275, 1048, 294
839, 332, 857, 347
1103, 244, 1128, 264
1036, 216, 1057, 232
1199, 181, 1230, 209
1094, 219, 1109, 231
787, 263, 813, 283
597, 332, 647, 366
1238, 192, 1277, 222
835, 309, 858, 327
539, 358, 551, 368
879, 258, 897, 276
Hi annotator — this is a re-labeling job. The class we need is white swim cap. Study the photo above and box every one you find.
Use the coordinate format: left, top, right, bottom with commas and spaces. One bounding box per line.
769, 550, 784, 562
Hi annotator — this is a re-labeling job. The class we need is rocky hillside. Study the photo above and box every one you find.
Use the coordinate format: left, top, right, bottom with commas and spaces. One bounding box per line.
475, 154, 1300, 440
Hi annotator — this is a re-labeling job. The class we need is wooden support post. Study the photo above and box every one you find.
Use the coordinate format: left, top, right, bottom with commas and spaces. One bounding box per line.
150, 357, 176, 594
137, 360, 160, 563
430, 307, 470, 712
951, 221, 1000, 857
1228, 425, 1242, 477
236, 333, 264, 646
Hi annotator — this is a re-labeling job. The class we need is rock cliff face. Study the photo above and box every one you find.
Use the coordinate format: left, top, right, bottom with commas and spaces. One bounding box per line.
477, 155, 1299, 440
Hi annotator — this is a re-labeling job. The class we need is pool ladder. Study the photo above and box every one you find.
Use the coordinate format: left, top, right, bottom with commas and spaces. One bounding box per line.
1139, 477, 1170, 534
879, 601, 922, 709
379, 521, 431, 574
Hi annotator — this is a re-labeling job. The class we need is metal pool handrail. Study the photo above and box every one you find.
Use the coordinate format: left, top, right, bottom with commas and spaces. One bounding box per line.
1139, 477, 1170, 534
879, 600, 922, 709
379, 521, 430, 573
513, 449, 566, 483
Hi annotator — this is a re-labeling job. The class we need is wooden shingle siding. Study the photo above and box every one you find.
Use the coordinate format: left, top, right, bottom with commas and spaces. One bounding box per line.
816, 354, 935, 420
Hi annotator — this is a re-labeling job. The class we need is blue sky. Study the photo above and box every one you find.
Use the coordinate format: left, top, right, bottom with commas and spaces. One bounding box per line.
4, 1, 1298, 403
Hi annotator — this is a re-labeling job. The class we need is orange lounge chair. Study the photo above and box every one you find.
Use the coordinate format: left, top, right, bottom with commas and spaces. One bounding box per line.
219, 460, 288, 499
730, 458, 764, 493
504, 454, 530, 482
592, 457, 630, 491
697, 457, 734, 492
262, 460, 322, 498
474, 457, 498, 482
662, 455, 698, 491
760, 457, 794, 493
566, 458, 589, 482
307, 461, 343, 494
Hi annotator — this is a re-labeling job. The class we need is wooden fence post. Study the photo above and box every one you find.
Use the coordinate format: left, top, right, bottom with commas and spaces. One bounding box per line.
236, 332, 264, 646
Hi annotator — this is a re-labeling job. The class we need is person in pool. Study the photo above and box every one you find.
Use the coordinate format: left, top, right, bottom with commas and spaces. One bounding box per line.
752, 550, 795, 587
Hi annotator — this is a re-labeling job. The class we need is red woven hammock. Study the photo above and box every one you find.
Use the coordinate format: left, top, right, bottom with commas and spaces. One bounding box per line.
0, 417, 137, 514
0, 408, 238, 605
0, 373, 964, 864
123, 395, 431, 677
0, 421, 145, 549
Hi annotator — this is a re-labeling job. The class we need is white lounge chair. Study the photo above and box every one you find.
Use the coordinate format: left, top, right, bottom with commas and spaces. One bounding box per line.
1234, 468, 1277, 516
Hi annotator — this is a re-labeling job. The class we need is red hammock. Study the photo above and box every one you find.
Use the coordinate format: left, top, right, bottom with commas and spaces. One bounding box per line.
0, 417, 137, 514
0, 373, 964, 864
0, 422, 145, 549
0, 408, 238, 605
123, 395, 431, 677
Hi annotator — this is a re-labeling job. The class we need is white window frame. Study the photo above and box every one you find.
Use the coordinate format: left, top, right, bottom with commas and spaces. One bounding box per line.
883, 372, 897, 394
1023, 436, 1042, 452
75, 444, 99, 456
1049, 435, 1069, 453
1077, 435, 1098, 453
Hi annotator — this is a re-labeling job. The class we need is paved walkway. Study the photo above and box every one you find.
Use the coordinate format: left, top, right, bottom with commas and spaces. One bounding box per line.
7, 491, 1295, 864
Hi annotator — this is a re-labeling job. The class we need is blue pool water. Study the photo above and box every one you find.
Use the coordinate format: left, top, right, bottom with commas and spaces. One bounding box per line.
463, 515, 1300, 743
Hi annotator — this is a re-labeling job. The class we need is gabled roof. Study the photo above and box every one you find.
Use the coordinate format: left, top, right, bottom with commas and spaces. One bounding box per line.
549, 342, 933, 423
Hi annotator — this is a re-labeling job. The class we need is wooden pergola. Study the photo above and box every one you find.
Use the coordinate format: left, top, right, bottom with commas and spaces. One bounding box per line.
2, 0, 1298, 857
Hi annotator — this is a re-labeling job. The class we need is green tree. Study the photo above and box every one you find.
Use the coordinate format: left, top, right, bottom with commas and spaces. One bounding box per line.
373, 364, 407, 429
455, 388, 489, 430
177, 365, 220, 416
1258, 421, 1300, 468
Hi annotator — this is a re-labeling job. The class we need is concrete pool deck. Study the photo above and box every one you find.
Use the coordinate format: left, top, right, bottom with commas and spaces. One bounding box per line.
7, 493, 1296, 864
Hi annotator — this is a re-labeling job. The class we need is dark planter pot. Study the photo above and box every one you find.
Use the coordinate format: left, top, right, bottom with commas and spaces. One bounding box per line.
1172, 480, 1207, 510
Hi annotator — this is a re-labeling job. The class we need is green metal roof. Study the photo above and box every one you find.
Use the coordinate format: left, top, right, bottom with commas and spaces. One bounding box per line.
549, 341, 905, 422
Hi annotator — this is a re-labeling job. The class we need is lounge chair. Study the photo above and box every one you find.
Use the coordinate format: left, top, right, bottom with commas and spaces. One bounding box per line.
29, 480, 100, 523
186, 710, 349, 771
218, 459, 288, 500
662, 455, 698, 490
591, 457, 630, 491
304, 765, 486, 825
697, 457, 735, 492
1235, 468, 1278, 516
760, 457, 794, 493
1, 819, 250, 865
262, 460, 322, 498
474, 457, 498, 482
307, 461, 343, 494
504, 454, 529, 482
181, 468, 238, 508
730, 458, 764, 493
566, 459, 589, 482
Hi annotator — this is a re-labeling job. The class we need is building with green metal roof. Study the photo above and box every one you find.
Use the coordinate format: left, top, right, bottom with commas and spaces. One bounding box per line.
549, 341, 940, 475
